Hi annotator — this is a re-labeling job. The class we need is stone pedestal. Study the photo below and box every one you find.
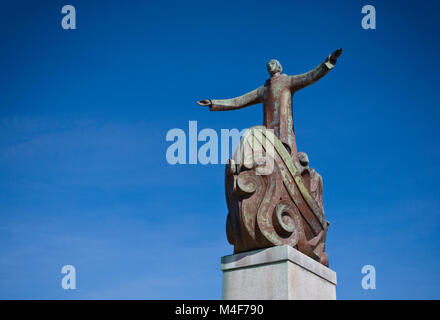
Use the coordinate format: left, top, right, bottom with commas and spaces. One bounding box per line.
221, 245, 337, 300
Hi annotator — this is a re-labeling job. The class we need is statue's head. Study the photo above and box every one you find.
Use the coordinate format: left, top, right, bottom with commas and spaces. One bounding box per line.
298, 152, 309, 167
267, 59, 282, 77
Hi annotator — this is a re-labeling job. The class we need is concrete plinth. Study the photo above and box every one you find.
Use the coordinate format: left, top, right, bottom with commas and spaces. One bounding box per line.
221, 245, 337, 300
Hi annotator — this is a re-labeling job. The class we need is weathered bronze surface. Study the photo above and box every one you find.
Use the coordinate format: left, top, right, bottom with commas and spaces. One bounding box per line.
197, 49, 342, 266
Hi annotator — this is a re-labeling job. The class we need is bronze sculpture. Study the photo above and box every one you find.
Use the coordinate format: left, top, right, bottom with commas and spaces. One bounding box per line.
198, 49, 342, 266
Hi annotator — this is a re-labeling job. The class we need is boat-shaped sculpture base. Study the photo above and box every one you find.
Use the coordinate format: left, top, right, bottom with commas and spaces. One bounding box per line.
225, 126, 329, 266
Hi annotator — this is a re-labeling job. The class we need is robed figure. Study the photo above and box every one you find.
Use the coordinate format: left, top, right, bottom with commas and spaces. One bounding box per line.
198, 49, 342, 158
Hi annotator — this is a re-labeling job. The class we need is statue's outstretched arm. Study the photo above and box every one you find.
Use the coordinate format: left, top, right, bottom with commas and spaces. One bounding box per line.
290, 48, 342, 91
197, 87, 264, 111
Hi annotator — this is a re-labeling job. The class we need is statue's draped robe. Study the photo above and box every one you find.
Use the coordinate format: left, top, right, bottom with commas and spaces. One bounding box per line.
210, 61, 333, 157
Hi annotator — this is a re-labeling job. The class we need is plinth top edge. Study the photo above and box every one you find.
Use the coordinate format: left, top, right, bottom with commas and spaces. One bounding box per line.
221, 245, 337, 284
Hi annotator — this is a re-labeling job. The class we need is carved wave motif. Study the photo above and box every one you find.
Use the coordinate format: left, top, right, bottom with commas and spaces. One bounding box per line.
224, 126, 329, 266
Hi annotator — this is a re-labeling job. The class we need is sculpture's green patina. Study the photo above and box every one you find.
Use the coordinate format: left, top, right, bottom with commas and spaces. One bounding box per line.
198, 50, 342, 266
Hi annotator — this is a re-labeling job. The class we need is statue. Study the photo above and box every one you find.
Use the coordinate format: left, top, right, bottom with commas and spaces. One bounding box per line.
197, 49, 342, 266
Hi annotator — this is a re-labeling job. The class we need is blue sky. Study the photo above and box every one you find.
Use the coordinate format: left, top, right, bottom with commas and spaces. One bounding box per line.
0, 0, 439, 299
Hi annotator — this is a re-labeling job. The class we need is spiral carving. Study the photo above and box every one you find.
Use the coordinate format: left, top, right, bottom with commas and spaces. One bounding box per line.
273, 202, 297, 237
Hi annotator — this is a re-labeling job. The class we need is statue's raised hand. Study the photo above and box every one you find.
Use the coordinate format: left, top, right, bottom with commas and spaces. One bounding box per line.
328, 48, 343, 65
197, 99, 212, 107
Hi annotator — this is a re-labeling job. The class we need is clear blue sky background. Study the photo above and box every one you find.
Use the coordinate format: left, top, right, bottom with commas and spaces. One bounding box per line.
0, 0, 439, 299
